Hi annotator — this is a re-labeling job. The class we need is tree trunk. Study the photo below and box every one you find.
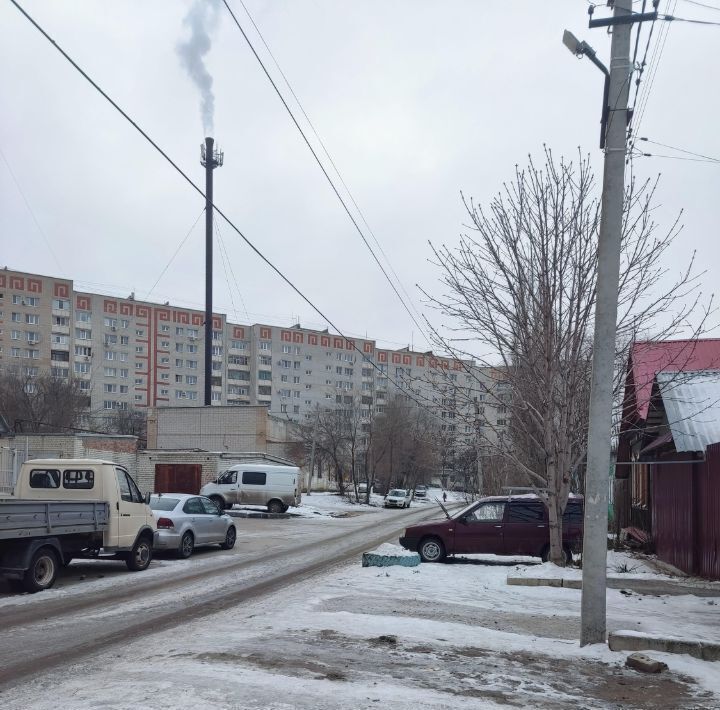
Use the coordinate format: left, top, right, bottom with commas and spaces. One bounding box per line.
547, 490, 565, 566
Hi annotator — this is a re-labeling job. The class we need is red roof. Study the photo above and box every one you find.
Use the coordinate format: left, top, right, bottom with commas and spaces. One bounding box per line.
629, 339, 720, 421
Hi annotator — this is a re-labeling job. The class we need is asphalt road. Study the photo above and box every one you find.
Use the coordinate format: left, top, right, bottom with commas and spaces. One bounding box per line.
0, 504, 445, 690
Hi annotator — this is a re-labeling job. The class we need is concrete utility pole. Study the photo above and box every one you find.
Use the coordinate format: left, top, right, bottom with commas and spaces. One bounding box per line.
580, 0, 633, 646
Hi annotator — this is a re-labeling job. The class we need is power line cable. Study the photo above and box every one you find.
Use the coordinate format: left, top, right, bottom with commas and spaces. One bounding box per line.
145, 208, 205, 300
234, 0, 425, 329
220, 0, 431, 347
639, 137, 720, 162
0, 144, 63, 271
214, 213, 250, 323
7, 0, 452, 420
678, 0, 720, 10
661, 11, 720, 21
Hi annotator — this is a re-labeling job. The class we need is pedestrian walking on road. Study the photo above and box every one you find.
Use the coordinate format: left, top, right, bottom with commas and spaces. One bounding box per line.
442, 491, 447, 503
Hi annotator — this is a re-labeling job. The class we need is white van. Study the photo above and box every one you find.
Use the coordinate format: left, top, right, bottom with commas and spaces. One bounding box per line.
200, 463, 301, 514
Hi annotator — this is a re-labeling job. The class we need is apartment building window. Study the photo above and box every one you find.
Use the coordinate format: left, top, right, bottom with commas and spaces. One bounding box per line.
75, 328, 91, 340
326, 365, 332, 371
51, 349, 69, 362
24, 382, 37, 394
188, 328, 199, 338
26, 314, 39, 325
344, 368, 353, 376
228, 370, 250, 380
175, 343, 184, 353
76, 311, 91, 322
186, 375, 197, 385
280, 404, 287, 413
11, 313, 21, 322
160, 340, 170, 349
134, 394, 143, 401
160, 388, 169, 396
212, 392, 221, 402
187, 391, 198, 400
305, 370, 312, 375
134, 377, 144, 385
212, 330, 223, 340
160, 373, 169, 381
11, 330, 20, 340
229, 339, 246, 350
175, 390, 186, 399
11, 348, 20, 357
104, 367, 117, 377
211, 346, 223, 356
175, 375, 183, 383
293, 376, 300, 384
53, 298, 70, 310
259, 341, 271, 351
280, 359, 291, 368
187, 344, 198, 354
305, 384, 311, 389
104, 384, 118, 393
292, 346, 300, 355
305, 355, 312, 361
24, 367, 39, 377
79, 380, 90, 391
105, 334, 117, 345
326, 379, 332, 385
336, 366, 342, 375
497, 419, 507, 427
104, 318, 117, 328
280, 375, 288, 383
160, 357, 170, 364
121, 336, 129, 345
282, 345, 291, 354
228, 355, 247, 365
160, 324, 170, 333
120, 369, 129, 378
293, 405, 300, 414
175, 358, 183, 368
176, 327, 184, 336
293, 391, 301, 398
120, 319, 129, 329
135, 329, 144, 336
212, 361, 222, 371
258, 386, 272, 396
74, 362, 90, 374
279, 388, 291, 398
51, 367, 69, 378
258, 370, 272, 381
13, 295, 39, 306
105, 351, 116, 361
187, 360, 197, 369
118, 353, 128, 362
362, 382, 372, 391
135, 362, 143, 369
325, 393, 332, 399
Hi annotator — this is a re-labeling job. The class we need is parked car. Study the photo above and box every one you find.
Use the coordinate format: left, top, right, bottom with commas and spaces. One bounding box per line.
384, 489, 412, 509
358, 482, 369, 494
399, 495, 583, 563
414, 485, 428, 499
150, 494, 237, 558
200, 463, 301, 514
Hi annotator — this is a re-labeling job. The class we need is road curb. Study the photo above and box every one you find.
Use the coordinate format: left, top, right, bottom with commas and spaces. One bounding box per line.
506, 576, 720, 597
507, 576, 580, 589
609, 631, 720, 661
226, 510, 291, 519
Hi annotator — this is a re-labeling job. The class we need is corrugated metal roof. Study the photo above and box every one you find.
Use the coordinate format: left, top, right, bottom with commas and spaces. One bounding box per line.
630, 340, 720, 421
657, 370, 720, 452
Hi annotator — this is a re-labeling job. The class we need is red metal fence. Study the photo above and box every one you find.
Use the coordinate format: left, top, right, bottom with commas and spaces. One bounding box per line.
697, 444, 720, 579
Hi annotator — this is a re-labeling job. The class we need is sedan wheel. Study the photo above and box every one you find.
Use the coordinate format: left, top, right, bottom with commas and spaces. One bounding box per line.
220, 526, 237, 550
419, 537, 445, 563
178, 531, 194, 559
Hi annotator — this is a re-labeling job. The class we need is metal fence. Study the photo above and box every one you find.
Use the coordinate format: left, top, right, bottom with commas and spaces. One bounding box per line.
0, 446, 18, 495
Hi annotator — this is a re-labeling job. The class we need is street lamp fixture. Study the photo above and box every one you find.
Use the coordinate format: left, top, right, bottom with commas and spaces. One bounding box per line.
562, 30, 610, 149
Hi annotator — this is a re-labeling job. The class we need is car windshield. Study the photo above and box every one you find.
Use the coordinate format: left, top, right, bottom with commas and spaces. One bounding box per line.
389, 489, 406, 496
451, 500, 483, 520
149, 495, 180, 511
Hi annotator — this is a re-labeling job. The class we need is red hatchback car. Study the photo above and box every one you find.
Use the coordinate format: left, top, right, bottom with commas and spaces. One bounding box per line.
399, 495, 583, 564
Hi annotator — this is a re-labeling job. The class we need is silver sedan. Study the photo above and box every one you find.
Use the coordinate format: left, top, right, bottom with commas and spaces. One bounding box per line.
149, 494, 237, 558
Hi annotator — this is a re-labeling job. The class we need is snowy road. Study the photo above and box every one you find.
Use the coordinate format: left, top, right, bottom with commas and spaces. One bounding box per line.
0, 503, 441, 689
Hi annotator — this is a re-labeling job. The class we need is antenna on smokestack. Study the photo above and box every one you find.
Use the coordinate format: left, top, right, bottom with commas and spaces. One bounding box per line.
201, 136, 223, 407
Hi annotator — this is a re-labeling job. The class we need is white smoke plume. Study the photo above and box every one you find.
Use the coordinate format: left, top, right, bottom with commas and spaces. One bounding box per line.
177, 0, 220, 136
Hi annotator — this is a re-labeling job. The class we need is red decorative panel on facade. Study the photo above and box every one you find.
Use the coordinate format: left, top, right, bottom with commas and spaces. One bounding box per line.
363, 342, 373, 354
135, 305, 149, 319
402, 355, 411, 365
260, 327, 271, 339
76, 295, 91, 310
293, 332, 303, 343
176, 311, 189, 324
10, 276, 24, 290
212, 316, 222, 329
416, 356, 425, 367
309, 334, 318, 346
28, 278, 42, 293
281, 331, 291, 342
378, 352, 387, 363
119, 302, 133, 316
104, 299, 117, 313
191, 314, 203, 326
0, 274, 5, 288
346, 340, 355, 350
429, 358, 438, 368
157, 308, 170, 322
321, 336, 330, 347
453, 360, 462, 370
53, 282, 68, 297
392, 353, 401, 364
233, 326, 245, 339
333, 337, 343, 349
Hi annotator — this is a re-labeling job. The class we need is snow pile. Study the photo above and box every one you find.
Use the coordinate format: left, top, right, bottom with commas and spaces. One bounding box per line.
366, 543, 418, 558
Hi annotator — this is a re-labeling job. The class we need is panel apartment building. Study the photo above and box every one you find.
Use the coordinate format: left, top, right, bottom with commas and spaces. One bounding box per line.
0, 268, 506, 441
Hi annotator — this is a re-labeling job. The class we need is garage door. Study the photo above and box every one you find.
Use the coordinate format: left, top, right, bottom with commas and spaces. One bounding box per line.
154, 464, 202, 494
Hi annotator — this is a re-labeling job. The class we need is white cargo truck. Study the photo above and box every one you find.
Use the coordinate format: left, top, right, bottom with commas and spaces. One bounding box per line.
200, 463, 301, 514
0, 459, 157, 592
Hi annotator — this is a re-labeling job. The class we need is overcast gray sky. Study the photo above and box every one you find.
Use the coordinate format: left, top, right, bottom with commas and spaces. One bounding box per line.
1, 0, 718, 352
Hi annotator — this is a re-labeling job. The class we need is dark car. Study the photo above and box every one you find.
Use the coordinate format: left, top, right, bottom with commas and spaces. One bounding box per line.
399, 495, 583, 564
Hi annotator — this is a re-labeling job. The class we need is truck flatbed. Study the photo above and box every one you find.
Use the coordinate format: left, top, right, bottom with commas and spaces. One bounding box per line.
0, 500, 109, 540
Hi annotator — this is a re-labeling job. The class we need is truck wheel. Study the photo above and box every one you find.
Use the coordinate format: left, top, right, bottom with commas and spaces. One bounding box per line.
177, 531, 194, 559
220, 526, 237, 550
126, 535, 153, 571
23, 547, 59, 593
267, 500, 284, 514
419, 537, 445, 563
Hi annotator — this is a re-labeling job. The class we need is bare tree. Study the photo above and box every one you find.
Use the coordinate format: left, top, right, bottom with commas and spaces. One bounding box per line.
98, 408, 147, 445
0, 367, 89, 433
423, 149, 708, 564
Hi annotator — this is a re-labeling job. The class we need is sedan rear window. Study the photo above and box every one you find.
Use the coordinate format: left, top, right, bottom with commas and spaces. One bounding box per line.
388, 489, 406, 496
149, 496, 180, 511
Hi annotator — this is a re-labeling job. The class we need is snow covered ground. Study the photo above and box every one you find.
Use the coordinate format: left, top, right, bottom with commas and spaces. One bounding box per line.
3, 545, 718, 709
